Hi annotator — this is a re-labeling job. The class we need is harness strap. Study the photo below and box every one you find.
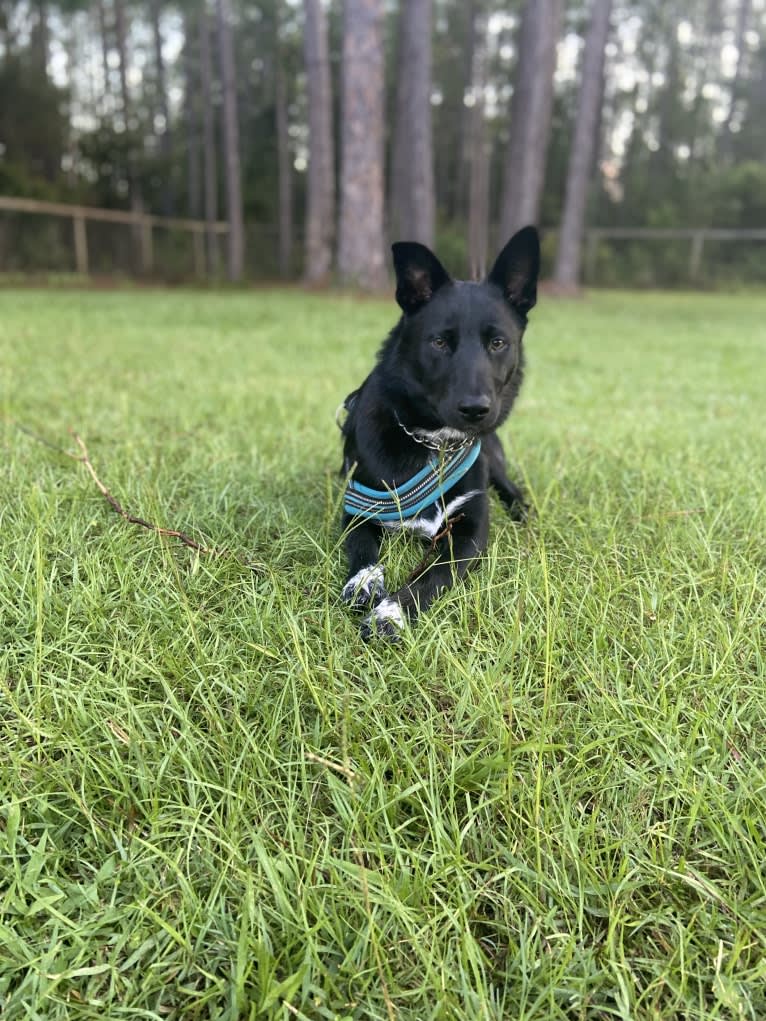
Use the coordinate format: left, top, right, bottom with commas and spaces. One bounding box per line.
344, 441, 481, 522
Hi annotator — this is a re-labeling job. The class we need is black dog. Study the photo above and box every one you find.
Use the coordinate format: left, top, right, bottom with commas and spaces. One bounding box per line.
339, 226, 540, 640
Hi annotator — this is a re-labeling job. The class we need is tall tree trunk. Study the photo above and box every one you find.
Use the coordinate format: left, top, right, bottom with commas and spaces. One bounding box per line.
687, 1, 721, 166
338, 0, 387, 290
149, 0, 174, 216
553, 0, 613, 289
499, 0, 562, 238
198, 6, 219, 274
184, 13, 201, 220
389, 0, 435, 247
456, 0, 479, 224
303, 0, 334, 282
216, 0, 245, 282
33, 0, 56, 178
0, 0, 17, 55
114, 0, 131, 134
275, 47, 293, 278
32, 0, 49, 78
654, 30, 681, 175
721, 0, 751, 156
84, 11, 100, 119
467, 5, 490, 279
114, 0, 144, 264
96, 0, 112, 112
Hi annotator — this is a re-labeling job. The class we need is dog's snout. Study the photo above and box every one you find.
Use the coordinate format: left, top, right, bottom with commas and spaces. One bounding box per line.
458, 398, 491, 423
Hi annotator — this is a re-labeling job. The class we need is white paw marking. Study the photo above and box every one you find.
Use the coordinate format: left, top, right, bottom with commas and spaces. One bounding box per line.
383, 490, 482, 539
342, 564, 385, 604
364, 598, 405, 634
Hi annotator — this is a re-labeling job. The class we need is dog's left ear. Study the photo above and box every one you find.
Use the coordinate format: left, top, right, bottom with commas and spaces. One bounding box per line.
392, 242, 452, 316
487, 226, 540, 317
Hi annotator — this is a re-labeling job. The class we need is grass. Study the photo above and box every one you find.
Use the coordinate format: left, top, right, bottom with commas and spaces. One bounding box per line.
1, 286, 765, 1020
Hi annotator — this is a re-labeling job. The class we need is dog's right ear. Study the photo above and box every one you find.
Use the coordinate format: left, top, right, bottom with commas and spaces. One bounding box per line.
392, 242, 452, 316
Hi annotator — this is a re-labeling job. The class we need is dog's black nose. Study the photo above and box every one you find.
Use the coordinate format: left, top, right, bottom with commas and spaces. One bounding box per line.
458, 399, 491, 422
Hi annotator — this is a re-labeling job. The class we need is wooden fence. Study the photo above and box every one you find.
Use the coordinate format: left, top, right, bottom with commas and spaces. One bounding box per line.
584, 226, 766, 282
0, 195, 229, 277
2, 195, 766, 283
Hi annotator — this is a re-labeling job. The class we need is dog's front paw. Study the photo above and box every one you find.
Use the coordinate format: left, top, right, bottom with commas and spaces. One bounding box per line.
361, 598, 405, 643
342, 564, 387, 610
508, 497, 529, 523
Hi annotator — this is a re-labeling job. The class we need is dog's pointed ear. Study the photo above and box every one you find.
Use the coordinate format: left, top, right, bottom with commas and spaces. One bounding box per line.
487, 226, 540, 317
392, 242, 452, 316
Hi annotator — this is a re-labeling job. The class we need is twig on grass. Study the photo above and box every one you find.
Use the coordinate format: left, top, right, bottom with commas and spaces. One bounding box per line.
18, 422, 214, 555
405, 513, 465, 586
660, 507, 705, 518
282, 1004, 310, 1021
70, 432, 212, 554
305, 750, 357, 783
16, 422, 82, 459
107, 719, 131, 746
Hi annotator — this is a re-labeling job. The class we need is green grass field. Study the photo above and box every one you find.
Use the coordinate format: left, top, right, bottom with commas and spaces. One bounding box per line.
2, 287, 765, 1020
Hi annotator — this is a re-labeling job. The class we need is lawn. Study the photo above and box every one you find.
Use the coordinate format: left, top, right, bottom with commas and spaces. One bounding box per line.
1, 286, 765, 1020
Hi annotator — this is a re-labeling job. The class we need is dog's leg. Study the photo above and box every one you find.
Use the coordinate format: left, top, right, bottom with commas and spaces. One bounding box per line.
341, 516, 388, 610
361, 501, 489, 641
484, 433, 528, 522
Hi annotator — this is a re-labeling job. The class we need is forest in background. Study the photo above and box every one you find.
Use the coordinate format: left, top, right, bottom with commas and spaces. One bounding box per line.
0, 0, 764, 287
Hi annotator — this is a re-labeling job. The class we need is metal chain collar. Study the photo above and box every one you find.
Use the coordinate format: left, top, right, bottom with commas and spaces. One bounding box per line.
395, 415, 472, 453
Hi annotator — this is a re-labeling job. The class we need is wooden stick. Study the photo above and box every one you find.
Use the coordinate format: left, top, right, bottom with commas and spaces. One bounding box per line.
18, 422, 213, 555
70, 432, 211, 553
405, 512, 465, 586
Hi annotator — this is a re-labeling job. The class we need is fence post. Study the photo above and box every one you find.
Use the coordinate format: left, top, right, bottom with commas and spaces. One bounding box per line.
689, 231, 705, 282
73, 214, 89, 275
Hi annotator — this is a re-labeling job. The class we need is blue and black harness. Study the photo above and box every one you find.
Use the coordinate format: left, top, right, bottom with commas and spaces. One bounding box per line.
343, 441, 482, 523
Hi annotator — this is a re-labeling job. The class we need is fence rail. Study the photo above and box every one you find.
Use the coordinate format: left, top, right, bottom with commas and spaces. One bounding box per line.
2, 195, 766, 284
0, 195, 229, 277
584, 226, 766, 282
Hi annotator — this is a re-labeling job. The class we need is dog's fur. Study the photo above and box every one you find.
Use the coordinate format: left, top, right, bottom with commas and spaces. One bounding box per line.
339, 226, 540, 640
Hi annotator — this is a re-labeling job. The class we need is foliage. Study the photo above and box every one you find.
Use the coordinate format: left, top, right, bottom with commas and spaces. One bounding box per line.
1, 0, 766, 282
0, 52, 67, 184
709, 161, 766, 228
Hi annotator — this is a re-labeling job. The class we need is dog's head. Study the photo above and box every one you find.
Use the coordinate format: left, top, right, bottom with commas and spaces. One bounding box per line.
388, 226, 539, 436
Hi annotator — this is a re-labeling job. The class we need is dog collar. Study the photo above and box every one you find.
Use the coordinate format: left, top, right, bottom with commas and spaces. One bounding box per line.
395, 415, 471, 453
344, 441, 481, 522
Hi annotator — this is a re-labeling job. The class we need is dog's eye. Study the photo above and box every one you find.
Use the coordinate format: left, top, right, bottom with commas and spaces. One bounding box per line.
489, 336, 508, 352
431, 336, 447, 350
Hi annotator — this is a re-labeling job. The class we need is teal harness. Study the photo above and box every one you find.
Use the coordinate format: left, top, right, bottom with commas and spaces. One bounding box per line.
344, 441, 482, 523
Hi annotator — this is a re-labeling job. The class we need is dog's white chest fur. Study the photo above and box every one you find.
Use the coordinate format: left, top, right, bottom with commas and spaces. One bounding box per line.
383, 489, 481, 539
